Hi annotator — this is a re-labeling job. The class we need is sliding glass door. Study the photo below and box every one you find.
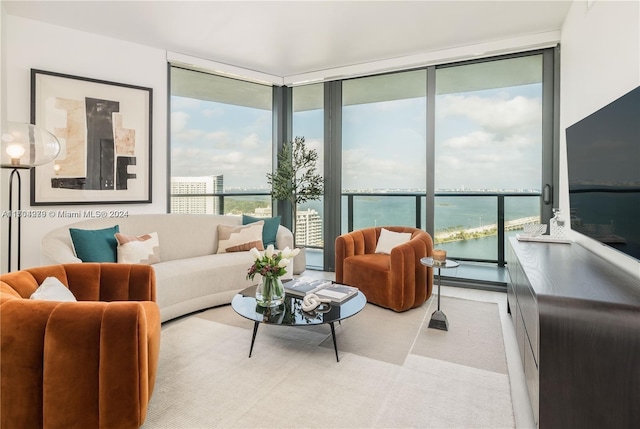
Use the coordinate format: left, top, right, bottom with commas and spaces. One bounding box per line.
434, 55, 545, 262
341, 70, 427, 232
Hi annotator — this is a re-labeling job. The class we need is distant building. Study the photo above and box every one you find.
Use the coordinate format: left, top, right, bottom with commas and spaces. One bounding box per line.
171, 175, 223, 214
249, 206, 323, 247
296, 209, 323, 247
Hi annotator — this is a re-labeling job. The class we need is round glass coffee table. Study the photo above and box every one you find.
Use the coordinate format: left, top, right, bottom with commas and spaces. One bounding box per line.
231, 285, 366, 362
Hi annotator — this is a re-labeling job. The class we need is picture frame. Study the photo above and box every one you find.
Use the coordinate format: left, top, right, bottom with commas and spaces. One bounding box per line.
30, 69, 152, 205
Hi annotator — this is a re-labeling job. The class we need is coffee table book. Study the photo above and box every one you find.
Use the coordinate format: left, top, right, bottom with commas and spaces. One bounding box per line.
283, 277, 332, 297
316, 284, 359, 303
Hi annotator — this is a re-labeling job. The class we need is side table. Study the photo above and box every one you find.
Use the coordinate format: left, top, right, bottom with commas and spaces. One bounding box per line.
420, 257, 459, 331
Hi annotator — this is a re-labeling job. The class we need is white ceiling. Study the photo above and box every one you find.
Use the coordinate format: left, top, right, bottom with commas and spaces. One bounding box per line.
4, 1, 572, 78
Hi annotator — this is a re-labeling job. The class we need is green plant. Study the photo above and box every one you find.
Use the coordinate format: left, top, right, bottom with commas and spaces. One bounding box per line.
266, 136, 323, 245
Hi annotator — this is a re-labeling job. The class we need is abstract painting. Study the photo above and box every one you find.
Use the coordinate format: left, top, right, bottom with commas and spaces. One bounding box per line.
30, 69, 152, 205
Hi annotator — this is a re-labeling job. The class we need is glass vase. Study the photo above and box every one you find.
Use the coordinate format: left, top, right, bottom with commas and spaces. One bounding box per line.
255, 276, 285, 307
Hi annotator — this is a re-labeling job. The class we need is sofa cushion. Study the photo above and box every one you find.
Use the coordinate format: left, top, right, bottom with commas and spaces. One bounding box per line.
216, 221, 264, 254
375, 228, 412, 254
242, 214, 281, 247
115, 232, 161, 264
69, 225, 120, 262
30, 276, 77, 302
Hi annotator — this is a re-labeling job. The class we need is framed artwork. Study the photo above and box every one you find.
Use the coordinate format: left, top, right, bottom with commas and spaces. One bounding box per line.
30, 69, 152, 205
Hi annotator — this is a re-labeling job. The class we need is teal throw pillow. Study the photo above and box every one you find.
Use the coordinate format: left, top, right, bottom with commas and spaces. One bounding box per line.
69, 225, 120, 262
242, 215, 281, 247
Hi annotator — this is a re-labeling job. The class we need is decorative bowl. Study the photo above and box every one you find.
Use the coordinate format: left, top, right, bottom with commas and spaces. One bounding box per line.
523, 223, 547, 237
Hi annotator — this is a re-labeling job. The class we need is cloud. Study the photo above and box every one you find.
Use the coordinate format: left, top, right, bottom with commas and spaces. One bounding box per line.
444, 130, 493, 149
171, 111, 189, 132
202, 107, 224, 118
439, 94, 541, 135
342, 148, 425, 189
241, 133, 261, 149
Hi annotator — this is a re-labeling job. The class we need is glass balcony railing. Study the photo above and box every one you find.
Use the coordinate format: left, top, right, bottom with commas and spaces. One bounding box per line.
342, 192, 541, 266
170, 192, 542, 268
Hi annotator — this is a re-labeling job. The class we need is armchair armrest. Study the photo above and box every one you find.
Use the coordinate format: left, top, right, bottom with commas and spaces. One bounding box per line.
25, 263, 156, 302
0, 299, 160, 429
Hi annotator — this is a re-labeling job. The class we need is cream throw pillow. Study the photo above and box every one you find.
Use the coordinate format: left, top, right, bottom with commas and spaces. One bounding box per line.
217, 221, 264, 254
375, 228, 412, 254
115, 232, 161, 264
30, 277, 77, 302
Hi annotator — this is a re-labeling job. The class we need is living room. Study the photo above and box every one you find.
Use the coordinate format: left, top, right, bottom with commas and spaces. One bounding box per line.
1, 1, 639, 428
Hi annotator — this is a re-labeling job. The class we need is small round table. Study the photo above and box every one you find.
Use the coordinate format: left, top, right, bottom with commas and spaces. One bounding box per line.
420, 257, 459, 331
231, 285, 367, 362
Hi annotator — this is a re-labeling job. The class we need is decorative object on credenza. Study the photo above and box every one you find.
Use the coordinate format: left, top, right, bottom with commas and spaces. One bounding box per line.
1, 121, 60, 270
247, 245, 299, 307
522, 223, 547, 237
30, 69, 152, 205
550, 208, 566, 238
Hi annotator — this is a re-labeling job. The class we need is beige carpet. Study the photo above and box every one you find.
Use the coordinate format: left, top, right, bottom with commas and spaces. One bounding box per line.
142, 296, 514, 428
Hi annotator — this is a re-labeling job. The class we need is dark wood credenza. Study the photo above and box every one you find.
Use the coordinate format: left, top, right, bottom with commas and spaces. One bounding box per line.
507, 237, 640, 429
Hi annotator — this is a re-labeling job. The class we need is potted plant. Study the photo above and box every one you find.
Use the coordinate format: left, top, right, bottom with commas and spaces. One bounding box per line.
267, 136, 323, 272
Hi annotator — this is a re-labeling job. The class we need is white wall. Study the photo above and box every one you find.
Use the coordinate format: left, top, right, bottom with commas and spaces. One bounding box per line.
560, 0, 640, 277
2, 15, 167, 271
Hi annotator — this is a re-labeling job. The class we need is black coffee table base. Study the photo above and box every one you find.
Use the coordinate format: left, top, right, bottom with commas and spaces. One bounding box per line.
249, 320, 342, 362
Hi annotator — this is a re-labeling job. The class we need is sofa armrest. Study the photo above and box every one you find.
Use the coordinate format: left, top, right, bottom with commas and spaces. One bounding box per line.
41, 228, 82, 264
0, 299, 160, 429
275, 225, 294, 250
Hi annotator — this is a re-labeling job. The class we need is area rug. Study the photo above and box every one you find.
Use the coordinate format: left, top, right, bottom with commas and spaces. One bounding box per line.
142, 296, 514, 428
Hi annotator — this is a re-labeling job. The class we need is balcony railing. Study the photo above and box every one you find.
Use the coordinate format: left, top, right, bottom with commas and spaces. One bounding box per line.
343, 192, 542, 266
170, 191, 542, 268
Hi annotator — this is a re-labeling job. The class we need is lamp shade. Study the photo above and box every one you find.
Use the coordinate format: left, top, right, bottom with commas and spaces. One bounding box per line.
1, 121, 61, 169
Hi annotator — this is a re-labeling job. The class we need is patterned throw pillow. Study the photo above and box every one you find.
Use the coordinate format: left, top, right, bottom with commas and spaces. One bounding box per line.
216, 221, 264, 254
115, 232, 161, 264
242, 214, 281, 247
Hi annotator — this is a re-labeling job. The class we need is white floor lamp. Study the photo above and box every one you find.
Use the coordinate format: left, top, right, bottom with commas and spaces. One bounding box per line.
1, 121, 60, 271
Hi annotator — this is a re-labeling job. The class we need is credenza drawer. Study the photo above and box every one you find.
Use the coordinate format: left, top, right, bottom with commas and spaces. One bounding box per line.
518, 279, 538, 365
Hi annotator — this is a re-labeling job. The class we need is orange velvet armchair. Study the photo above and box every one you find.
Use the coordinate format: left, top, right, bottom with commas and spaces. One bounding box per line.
335, 226, 433, 312
0, 263, 161, 429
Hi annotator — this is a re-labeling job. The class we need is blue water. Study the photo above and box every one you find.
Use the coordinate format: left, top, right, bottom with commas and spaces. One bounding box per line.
299, 194, 541, 260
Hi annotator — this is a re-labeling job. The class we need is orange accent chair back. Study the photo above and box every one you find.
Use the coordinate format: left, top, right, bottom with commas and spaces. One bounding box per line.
0, 263, 160, 429
335, 226, 433, 312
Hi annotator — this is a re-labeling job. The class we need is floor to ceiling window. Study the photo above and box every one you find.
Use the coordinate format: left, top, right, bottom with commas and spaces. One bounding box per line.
168, 49, 557, 278
169, 67, 273, 215
292, 83, 324, 268
341, 70, 427, 233
433, 54, 545, 263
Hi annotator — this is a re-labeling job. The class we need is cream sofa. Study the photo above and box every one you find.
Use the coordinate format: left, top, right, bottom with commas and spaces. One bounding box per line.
41, 214, 294, 322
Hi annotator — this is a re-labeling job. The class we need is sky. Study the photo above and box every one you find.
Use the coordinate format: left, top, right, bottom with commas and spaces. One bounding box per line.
171, 83, 543, 192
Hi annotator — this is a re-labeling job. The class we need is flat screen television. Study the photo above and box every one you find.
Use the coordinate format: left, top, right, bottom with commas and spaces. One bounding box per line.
566, 85, 640, 261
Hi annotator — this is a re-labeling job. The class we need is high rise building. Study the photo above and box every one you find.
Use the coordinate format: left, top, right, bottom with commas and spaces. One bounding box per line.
171, 175, 223, 214
295, 209, 323, 247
